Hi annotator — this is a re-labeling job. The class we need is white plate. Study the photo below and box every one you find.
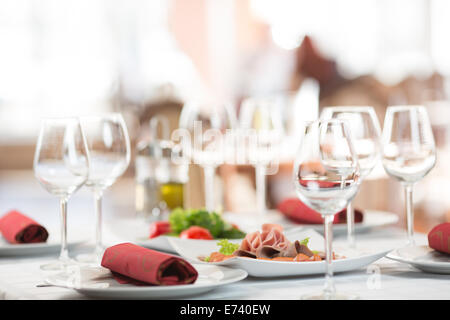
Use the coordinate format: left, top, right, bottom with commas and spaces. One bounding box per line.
387, 245, 450, 274
0, 232, 87, 256
44, 264, 248, 299
223, 210, 399, 235
169, 229, 392, 277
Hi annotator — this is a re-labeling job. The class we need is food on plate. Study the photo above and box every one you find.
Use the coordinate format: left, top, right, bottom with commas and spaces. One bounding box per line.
428, 222, 450, 255
0, 210, 49, 244
148, 208, 246, 240
203, 239, 239, 262
278, 198, 363, 224
201, 224, 343, 263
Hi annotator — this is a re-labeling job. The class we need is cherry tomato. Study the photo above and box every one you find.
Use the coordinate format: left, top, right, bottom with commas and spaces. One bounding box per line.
149, 221, 171, 239
179, 226, 213, 240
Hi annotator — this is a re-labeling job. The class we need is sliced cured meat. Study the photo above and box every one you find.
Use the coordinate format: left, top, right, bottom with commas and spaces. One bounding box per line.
236, 224, 289, 257
278, 242, 298, 258
260, 224, 289, 250
237, 231, 262, 253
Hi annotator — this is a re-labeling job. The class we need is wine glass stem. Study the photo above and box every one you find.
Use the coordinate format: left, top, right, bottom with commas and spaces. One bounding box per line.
346, 201, 355, 248
323, 215, 335, 299
255, 164, 266, 214
404, 183, 415, 245
204, 166, 215, 212
94, 189, 104, 256
59, 197, 69, 262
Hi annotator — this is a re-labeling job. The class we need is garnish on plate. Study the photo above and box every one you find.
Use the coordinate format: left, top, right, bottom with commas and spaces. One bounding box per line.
200, 239, 239, 262
148, 208, 246, 240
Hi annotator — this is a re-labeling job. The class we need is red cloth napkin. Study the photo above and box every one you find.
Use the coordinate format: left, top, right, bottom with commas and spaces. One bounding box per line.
428, 223, 450, 255
278, 198, 363, 224
101, 243, 198, 286
0, 210, 49, 244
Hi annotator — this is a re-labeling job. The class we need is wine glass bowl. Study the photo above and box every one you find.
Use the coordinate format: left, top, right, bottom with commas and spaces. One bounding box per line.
321, 106, 381, 177
295, 120, 360, 216
82, 114, 131, 189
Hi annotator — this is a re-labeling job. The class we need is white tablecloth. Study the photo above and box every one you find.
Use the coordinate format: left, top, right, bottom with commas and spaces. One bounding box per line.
0, 171, 449, 300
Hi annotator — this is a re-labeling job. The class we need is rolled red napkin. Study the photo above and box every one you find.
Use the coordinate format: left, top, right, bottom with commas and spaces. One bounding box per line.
101, 243, 198, 286
0, 210, 49, 244
428, 223, 450, 255
278, 198, 363, 224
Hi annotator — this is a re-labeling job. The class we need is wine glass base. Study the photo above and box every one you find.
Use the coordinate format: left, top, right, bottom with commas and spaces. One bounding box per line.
301, 291, 359, 300
40, 258, 78, 271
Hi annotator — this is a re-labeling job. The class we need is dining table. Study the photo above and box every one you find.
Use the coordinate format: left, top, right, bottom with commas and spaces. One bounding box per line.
0, 170, 449, 300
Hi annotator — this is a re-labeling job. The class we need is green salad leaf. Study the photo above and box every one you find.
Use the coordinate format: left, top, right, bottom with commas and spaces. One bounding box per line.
217, 239, 239, 255
168, 208, 245, 239
168, 207, 191, 234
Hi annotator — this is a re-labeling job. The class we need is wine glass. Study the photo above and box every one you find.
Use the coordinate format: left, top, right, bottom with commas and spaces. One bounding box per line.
179, 102, 236, 212
77, 113, 131, 263
34, 117, 90, 271
321, 106, 381, 247
294, 119, 360, 300
239, 96, 284, 215
382, 106, 436, 245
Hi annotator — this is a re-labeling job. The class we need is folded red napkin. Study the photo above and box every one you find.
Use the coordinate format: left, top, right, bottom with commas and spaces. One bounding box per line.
428, 223, 450, 255
278, 198, 363, 224
0, 210, 49, 244
101, 243, 198, 286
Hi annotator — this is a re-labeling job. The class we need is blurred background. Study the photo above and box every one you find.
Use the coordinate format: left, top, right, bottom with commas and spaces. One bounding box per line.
1, 0, 450, 232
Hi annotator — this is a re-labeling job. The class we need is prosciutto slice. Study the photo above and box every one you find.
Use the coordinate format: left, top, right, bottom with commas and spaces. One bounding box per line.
234, 224, 293, 259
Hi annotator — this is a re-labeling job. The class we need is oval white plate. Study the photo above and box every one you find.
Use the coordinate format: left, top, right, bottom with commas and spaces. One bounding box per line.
223, 210, 399, 235
0, 232, 87, 256
45, 264, 248, 299
169, 229, 393, 277
387, 245, 450, 274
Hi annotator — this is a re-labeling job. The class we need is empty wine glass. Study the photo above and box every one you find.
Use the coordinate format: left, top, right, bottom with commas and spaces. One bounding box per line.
34, 117, 90, 271
382, 106, 436, 245
239, 96, 283, 215
77, 113, 131, 263
321, 106, 381, 247
179, 102, 236, 212
294, 119, 360, 300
